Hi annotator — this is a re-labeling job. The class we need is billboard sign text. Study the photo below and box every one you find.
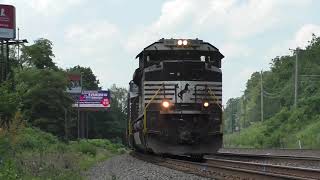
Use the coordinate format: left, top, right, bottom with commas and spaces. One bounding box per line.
73, 90, 111, 109
0, 4, 15, 39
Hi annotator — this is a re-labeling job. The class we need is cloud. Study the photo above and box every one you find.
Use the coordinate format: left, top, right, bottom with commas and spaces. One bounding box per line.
222, 67, 256, 104
220, 42, 252, 60
125, 0, 313, 53
55, 21, 125, 88
265, 23, 320, 64
292, 24, 320, 49
64, 21, 120, 58
22, 0, 84, 16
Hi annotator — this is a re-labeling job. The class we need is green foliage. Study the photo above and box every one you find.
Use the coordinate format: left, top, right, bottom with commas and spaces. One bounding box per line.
74, 140, 97, 156
0, 37, 129, 179
0, 159, 20, 180
16, 127, 58, 151
20, 38, 57, 69
15, 68, 73, 137
1, 125, 124, 179
67, 65, 100, 90
88, 84, 128, 142
224, 35, 320, 148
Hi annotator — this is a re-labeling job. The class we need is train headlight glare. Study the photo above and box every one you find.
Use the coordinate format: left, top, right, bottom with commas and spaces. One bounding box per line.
183, 40, 188, 46
203, 102, 209, 107
162, 101, 170, 108
177, 40, 183, 46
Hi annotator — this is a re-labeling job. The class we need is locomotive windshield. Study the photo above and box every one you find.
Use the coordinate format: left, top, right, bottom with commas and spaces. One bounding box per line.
136, 38, 224, 69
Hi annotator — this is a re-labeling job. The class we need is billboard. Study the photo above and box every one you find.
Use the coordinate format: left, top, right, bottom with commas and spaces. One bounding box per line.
0, 4, 15, 39
73, 90, 111, 109
66, 73, 82, 93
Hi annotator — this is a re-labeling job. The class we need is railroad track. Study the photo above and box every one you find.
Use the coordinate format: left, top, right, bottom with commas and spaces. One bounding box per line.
210, 152, 320, 169
131, 152, 320, 180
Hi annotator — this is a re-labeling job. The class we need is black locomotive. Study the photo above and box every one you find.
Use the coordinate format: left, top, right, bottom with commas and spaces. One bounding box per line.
127, 38, 224, 157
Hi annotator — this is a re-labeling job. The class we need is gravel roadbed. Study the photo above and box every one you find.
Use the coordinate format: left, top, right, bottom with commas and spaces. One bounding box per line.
86, 154, 212, 180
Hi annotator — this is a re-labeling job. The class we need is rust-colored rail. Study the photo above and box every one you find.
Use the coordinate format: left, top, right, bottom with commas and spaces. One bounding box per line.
131, 152, 320, 180
211, 152, 320, 169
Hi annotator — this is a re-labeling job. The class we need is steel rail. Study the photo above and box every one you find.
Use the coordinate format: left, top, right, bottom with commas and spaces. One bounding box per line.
205, 157, 320, 180
131, 152, 320, 180
215, 152, 320, 161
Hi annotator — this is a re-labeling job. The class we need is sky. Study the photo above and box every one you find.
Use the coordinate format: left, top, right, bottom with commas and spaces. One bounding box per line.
1, 0, 320, 104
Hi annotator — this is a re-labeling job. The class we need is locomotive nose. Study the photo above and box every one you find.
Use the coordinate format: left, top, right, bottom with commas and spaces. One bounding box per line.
177, 116, 203, 145
178, 130, 200, 145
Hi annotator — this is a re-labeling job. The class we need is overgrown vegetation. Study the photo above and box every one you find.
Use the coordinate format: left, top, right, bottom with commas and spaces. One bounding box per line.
224, 35, 320, 148
0, 38, 128, 178
0, 121, 125, 179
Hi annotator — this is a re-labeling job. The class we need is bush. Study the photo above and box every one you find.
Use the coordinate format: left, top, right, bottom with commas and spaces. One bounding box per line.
0, 159, 20, 180
87, 139, 112, 148
16, 128, 58, 151
75, 140, 97, 156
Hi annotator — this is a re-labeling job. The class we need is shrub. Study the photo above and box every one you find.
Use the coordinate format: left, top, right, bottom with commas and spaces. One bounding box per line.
87, 139, 111, 148
0, 159, 20, 180
16, 128, 58, 151
76, 140, 97, 156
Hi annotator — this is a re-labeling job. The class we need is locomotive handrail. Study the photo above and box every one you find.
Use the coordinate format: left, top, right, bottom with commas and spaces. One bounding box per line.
208, 88, 225, 133
143, 84, 164, 134
208, 88, 223, 111
128, 96, 139, 136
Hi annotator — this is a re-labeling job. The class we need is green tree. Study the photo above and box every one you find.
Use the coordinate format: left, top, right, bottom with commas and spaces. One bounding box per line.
20, 38, 57, 70
67, 66, 100, 90
224, 35, 320, 148
15, 68, 72, 137
0, 82, 18, 128
89, 84, 128, 142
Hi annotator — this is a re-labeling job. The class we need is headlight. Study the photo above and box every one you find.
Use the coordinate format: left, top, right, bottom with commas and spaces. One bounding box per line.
177, 40, 183, 46
203, 101, 209, 107
162, 101, 170, 108
183, 40, 188, 46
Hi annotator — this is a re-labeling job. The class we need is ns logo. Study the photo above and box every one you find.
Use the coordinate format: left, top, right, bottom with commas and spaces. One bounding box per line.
177, 83, 190, 101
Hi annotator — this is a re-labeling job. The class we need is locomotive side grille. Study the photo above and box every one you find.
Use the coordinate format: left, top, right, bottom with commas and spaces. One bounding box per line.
194, 83, 222, 104
144, 82, 177, 103
143, 81, 222, 104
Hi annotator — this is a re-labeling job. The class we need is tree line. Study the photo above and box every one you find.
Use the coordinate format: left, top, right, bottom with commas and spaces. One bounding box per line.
224, 35, 320, 148
0, 38, 127, 143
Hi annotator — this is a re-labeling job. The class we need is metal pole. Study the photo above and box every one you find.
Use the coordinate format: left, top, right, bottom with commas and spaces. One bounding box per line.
64, 108, 68, 140
81, 111, 84, 138
17, 28, 21, 68
260, 70, 264, 122
243, 93, 246, 128
77, 73, 83, 139
6, 41, 9, 80
77, 102, 80, 139
231, 102, 234, 133
86, 112, 88, 139
294, 48, 298, 108
1, 40, 4, 82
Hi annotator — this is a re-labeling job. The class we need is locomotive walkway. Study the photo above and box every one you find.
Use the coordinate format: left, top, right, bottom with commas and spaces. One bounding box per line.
131, 151, 320, 180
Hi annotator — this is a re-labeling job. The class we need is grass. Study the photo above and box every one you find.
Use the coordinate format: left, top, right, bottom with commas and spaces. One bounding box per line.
0, 126, 127, 180
224, 107, 320, 149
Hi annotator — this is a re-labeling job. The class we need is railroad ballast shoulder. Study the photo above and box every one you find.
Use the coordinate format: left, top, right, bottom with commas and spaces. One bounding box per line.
127, 38, 224, 156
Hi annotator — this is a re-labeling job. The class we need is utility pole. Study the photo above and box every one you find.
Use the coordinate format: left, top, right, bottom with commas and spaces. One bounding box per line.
243, 93, 247, 128
231, 101, 234, 133
77, 73, 83, 139
64, 108, 68, 140
294, 48, 299, 108
289, 48, 299, 108
260, 70, 264, 122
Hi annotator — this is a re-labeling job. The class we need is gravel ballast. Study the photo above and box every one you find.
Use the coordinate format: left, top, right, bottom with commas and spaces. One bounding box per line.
86, 154, 212, 180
